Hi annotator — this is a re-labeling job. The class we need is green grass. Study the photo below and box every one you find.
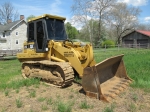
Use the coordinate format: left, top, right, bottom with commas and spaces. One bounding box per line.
124, 51, 150, 89
4, 90, 9, 96
79, 100, 91, 109
0, 59, 21, 83
0, 49, 150, 92
29, 109, 34, 112
16, 98, 23, 108
41, 104, 48, 111
37, 97, 46, 102
46, 97, 53, 105
0, 59, 39, 90
0, 78, 40, 90
103, 103, 116, 112
132, 93, 138, 102
29, 90, 36, 98
69, 94, 74, 99
1, 108, 6, 112
16, 89, 19, 93
128, 102, 137, 112
57, 100, 74, 112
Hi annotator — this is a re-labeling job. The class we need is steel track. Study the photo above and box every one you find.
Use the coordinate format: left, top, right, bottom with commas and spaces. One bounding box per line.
22, 60, 74, 87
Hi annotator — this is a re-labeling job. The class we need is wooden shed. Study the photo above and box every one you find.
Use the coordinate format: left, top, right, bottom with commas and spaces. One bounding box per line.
122, 30, 150, 48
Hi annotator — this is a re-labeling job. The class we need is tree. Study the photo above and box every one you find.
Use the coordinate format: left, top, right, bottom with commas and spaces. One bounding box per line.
65, 22, 78, 39
71, 0, 116, 45
136, 23, 150, 31
91, 0, 116, 45
77, 20, 94, 42
77, 19, 107, 45
26, 15, 35, 21
0, 2, 19, 24
108, 3, 141, 44
71, 0, 94, 44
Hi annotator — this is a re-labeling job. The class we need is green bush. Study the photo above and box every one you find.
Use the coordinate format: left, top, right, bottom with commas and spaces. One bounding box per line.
101, 40, 115, 48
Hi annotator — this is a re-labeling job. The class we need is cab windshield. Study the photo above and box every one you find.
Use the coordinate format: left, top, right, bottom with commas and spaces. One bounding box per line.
46, 18, 67, 40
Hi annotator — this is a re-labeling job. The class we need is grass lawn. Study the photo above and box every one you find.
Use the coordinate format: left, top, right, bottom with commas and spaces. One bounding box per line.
0, 49, 150, 91
0, 59, 21, 83
0, 59, 40, 90
0, 49, 150, 112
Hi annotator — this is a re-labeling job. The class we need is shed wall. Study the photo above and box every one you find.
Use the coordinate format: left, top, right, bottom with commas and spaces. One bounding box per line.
122, 31, 150, 48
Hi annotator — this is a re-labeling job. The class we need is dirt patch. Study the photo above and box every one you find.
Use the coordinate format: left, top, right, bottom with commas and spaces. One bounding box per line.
0, 82, 150, 112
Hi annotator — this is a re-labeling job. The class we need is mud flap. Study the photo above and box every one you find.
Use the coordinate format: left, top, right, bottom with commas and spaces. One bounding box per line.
82, 54, 132, 102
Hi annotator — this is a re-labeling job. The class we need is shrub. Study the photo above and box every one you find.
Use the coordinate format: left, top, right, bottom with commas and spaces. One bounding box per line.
101, 40, 115, 48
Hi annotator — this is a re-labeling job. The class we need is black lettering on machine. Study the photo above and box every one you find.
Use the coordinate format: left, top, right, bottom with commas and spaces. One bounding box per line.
64, 51, 74, 57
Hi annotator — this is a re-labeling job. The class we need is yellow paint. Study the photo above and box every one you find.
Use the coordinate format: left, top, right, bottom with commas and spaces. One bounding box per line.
17, 40, 96, 78
28, 14, 66, 22
17, 14, 96, 77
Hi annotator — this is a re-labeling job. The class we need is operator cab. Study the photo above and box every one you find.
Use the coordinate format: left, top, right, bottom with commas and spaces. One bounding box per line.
27, 14, 67, 53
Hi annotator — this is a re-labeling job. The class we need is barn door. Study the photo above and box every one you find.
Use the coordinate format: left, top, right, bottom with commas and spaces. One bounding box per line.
137, 39, 148, 48
124, 40, 134, 47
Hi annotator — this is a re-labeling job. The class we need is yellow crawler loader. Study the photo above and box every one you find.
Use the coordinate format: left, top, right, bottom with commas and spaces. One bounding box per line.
17, 14, 132, 102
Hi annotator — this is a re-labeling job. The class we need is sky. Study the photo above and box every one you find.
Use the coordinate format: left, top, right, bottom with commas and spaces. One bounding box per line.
0, 0, 150, 27
118, 0, 150, 23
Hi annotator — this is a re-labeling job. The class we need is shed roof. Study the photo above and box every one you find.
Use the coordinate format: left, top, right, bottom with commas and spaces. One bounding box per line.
136, 30, 150, 37
122, 30, 150, 39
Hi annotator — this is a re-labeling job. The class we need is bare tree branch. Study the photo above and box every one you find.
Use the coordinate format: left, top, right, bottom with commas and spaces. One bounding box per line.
71, 0, 94, 44
107, 3, 141, 44
92, 0, 116, 45
0, 2, 19, 24
136, 23, 150, 31
72, 0, 116, 45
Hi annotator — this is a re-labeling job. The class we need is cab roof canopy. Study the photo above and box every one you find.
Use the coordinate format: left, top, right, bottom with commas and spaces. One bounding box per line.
28, 14, 66, 22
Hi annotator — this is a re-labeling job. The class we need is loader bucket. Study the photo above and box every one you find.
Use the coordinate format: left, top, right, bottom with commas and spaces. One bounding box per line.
82, 54, 132, 102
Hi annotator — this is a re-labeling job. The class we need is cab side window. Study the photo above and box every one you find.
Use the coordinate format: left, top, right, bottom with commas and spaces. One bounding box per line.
36, 21, 44, 49
28, 23, 34, 41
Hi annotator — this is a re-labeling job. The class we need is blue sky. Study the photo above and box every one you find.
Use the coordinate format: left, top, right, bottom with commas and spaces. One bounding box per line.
120, 0, 150, 23
0, 0, 150, 25
0, 0, 74, 21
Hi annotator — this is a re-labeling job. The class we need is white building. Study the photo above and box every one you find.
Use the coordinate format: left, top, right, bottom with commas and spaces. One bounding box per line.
0, 15, 27, 50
